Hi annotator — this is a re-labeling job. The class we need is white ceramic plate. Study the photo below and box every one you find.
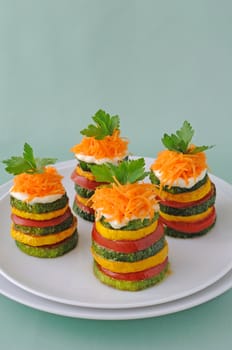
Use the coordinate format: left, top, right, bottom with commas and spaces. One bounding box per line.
0, 158, 232, 309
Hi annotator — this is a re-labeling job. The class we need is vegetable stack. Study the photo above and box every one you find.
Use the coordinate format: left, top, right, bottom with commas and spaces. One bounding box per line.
2, 143, 78, 258
150, 121, 216, 238
90, 158, 169, 291
70, 109, 129, 222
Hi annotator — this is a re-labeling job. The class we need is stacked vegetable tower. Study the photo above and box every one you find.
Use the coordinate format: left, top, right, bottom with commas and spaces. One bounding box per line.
90, 158, 169, 291
3, 143, 78, 258
70, 109, 129, 222
150, 121, 216, 238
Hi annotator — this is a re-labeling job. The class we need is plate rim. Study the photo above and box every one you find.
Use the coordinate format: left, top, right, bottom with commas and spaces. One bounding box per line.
0, 269, 231, 320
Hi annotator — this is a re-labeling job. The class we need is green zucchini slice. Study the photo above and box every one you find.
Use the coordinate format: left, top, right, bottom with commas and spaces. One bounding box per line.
92, 237, 165, 262
93, 261, 168, 291
10, 194, 69, 214
15, 230, 78, 258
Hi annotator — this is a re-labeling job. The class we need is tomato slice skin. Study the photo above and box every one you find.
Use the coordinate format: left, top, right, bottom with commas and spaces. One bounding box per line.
71, 170, 103, 190
11, 208, 72, 228
97, 257, 168, 281
75, 196, 95, 214
92, 221, 164, 253
160, 206, 216, 233
159, 183, 215, 209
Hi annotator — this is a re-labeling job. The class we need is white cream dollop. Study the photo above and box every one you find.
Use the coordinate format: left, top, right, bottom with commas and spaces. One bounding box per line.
10, 191, 63, 204
75, 153, 128, 165
96, 203, 160, 229
153, 169, 207, 188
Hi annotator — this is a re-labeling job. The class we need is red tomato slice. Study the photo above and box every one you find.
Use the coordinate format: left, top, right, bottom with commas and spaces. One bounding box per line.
160, 207, 216, 233
97, 257, 168, 281
159, 183, 215, 209
11, 208, 72, 228
75, 197, 95, 214
71, 170, 103, 190
92, 221, 164, 253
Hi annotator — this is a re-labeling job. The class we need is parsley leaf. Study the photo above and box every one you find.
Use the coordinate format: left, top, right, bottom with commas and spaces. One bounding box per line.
80, 109, 120, 140
2, 156, 33, 175
2, 143, 57, 175
189, 145, 214, 154
89, 158, 149, 185
162, 120, 214, 153
23, 143, 37, 170
34, 158, 58, 171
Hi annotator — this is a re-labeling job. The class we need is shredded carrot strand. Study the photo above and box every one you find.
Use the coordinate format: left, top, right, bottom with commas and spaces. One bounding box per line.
151, 148, 208, 187
70, 130, 128, 160
11, 167, 65, 201
91, 182, 159, 223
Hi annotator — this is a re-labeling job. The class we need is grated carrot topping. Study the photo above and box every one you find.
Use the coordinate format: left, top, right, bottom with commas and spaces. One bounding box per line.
151, 148, 208, 188
11, 167, 65, 201
70, 130, 128, 160
91, 182, 159, 223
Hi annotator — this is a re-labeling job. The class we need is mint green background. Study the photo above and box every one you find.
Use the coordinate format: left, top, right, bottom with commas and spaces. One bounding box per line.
0, 1, 232, 349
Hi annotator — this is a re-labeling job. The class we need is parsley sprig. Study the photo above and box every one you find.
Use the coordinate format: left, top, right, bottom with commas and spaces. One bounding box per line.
162, 120, 214, 154
89, 158, 149, 185
80, 109, 120, 140
2, 143, 57, 175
